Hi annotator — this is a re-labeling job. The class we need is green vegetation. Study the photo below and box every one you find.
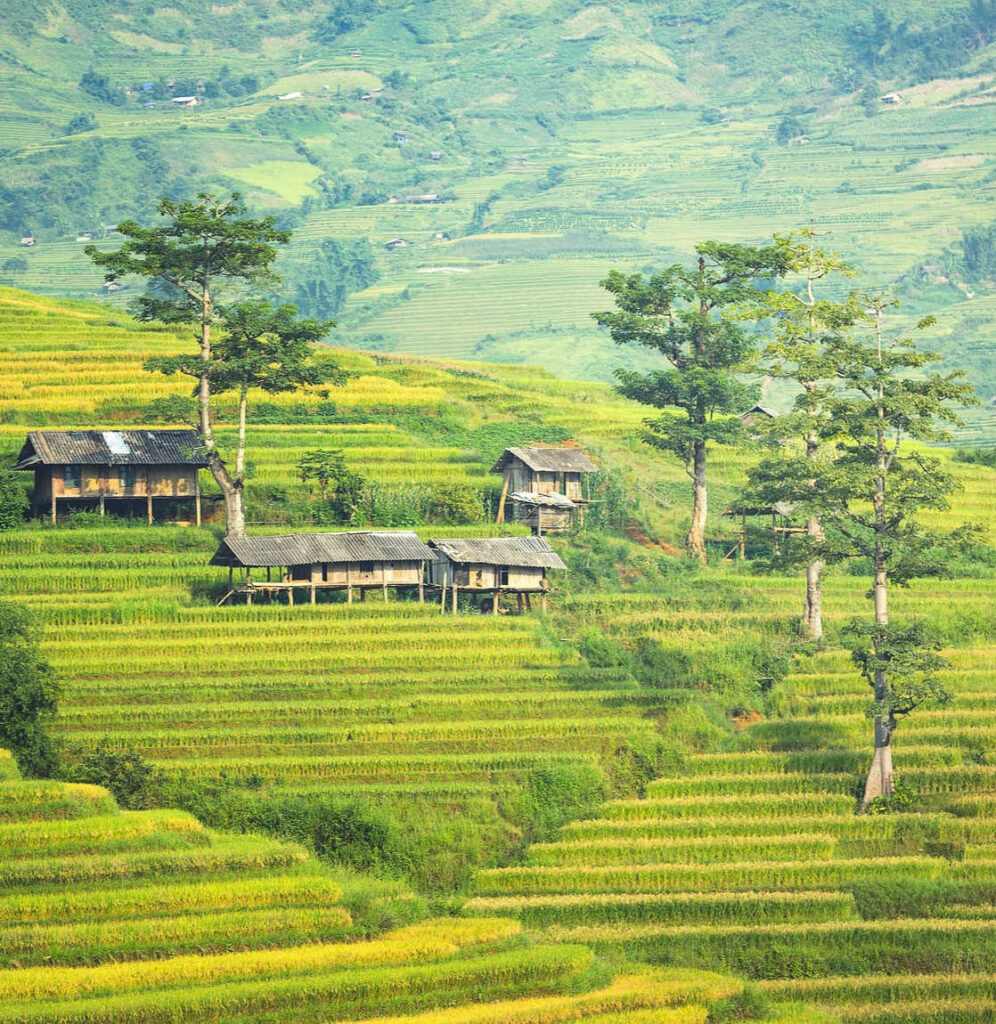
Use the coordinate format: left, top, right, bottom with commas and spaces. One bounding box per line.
2, 275, 995, 1021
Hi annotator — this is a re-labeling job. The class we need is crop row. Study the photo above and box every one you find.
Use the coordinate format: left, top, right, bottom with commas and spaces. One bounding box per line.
0, 917, 519, 1003
0, 943, 595, 1024
464, 889, 857, 928
0, 810, 209, 859
57, 689, 651, 728
537, 917, 996, 980
0, 867, 341, 927
0, 834, 308, 890
473, 857, 996, 896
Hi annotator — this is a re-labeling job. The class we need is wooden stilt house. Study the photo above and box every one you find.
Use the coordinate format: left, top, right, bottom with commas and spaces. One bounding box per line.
210, 531, 434, 605
722, 501, 803, 560
14, 430, 207, 524
428, 536, 567, 614
491, 446, 598, 533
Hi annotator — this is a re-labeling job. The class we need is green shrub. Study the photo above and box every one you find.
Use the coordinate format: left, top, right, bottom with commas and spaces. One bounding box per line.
0, 602, 59, 777
0, 470, 28, 530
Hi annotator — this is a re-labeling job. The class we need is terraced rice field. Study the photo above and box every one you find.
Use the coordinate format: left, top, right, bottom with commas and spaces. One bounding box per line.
0, 747, 756, 1022
468, 628, 996, 1023
45, 602, 657, 796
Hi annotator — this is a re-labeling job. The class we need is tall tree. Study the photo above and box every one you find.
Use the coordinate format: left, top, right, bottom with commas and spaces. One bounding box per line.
743, 229, 864, 638
813, 298, 975, 806
87, 193, 340, 537
593, 242, 790, 559
146, 300, 345, 534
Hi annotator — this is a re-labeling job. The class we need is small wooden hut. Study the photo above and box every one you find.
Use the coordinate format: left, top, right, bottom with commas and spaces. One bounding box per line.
14, 430, 207, 524
210, 530, 434, 605
491, 446, 597, 532
722, 501, 804, 559
428, 536, 567, 613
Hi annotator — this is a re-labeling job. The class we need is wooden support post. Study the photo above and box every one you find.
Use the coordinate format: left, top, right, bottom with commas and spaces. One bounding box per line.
451, 580, 458, 615
440, 569, 448, 613
51, 496, 57, 525
419, 562, 425, 603
99, 494, 105, 517
525, 593, 532, 612
496, 473, 510, 523
246, 587, 252, 606
146, 494, 153, 524
347, 565, 352, 604
288, 586, 294, 606
311, 585, 316, 605
195, 475, 201, 527
382, 569, 388, 602
228, 566, 233, 588
492, 591, 499, 615
267, 566, 271, 582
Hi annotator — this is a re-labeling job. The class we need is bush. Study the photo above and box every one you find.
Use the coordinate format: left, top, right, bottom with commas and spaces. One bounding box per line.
0, 470, 28, 530
62, 740, 162, 808
577, 627, 631, 669
501, 762, 606, 845
0, 603, 59, 777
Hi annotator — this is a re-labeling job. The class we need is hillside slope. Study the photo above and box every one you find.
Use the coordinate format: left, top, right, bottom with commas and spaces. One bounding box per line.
0, 2, 994, 410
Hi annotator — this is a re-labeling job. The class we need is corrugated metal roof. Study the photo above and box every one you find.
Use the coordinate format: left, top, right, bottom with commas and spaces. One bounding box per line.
490, 447, 598, 475
509, 491, 577, 509
428, 536, 567, 569
210, 531, 434, 567
14, 430, 208, 469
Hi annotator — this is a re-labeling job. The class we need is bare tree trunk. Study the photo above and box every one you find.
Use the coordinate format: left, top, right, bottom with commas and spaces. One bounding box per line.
861, 426, 892, 809
686, 440, 707, 562
801, 544, 823, 640
801, 431, 824, 640
194, 288, 245, 538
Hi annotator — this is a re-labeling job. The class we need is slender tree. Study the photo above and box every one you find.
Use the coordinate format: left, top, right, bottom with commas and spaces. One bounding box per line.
813, 298, 975, 806
87, 194, 341, 537
593, 242, 790, 559
145, 300, 345, 534
743, 229, 865, 638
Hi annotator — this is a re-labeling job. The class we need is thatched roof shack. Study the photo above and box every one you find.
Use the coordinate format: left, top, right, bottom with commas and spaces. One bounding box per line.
428, 536, 566, 610
491, 446, 598, 532
14, 430, 207, 523
211, 531, 434, 604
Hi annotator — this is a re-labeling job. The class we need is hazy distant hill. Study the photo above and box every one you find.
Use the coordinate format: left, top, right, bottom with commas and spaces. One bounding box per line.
0, 0, 994, 424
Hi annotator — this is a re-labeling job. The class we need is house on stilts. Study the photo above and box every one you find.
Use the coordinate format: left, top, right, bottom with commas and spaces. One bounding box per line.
491, 446, 598, 533
210, 530, 434, 605
14, 430, 208, 523
428, 535, 567, 613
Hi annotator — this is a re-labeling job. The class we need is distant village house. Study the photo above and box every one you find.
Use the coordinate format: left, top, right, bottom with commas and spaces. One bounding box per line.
171, 96, 198, 107
384, 237, 409, 250
492, 446, 598, 533
15, 430, 207, 524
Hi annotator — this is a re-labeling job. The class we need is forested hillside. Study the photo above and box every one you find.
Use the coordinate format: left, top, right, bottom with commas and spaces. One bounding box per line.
0, 0, 995, 424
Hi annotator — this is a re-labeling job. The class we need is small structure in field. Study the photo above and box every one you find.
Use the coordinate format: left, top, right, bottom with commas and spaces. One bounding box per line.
739, 405, 778, 428
210, 530, 434, 605
722, 500, 803, 560
19, 237, 35, 247
384, 236, 409, 250
171, 96, 198, 107
15, 430, 207, 524
428, 536, 566, 613
491, 446, 598, 533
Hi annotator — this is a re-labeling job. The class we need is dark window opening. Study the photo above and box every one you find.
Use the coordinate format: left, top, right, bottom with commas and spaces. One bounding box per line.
64, 465, 81, 489
358, 561, 375, 574
499, 568, 509, 587
119, 466, 136, 489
